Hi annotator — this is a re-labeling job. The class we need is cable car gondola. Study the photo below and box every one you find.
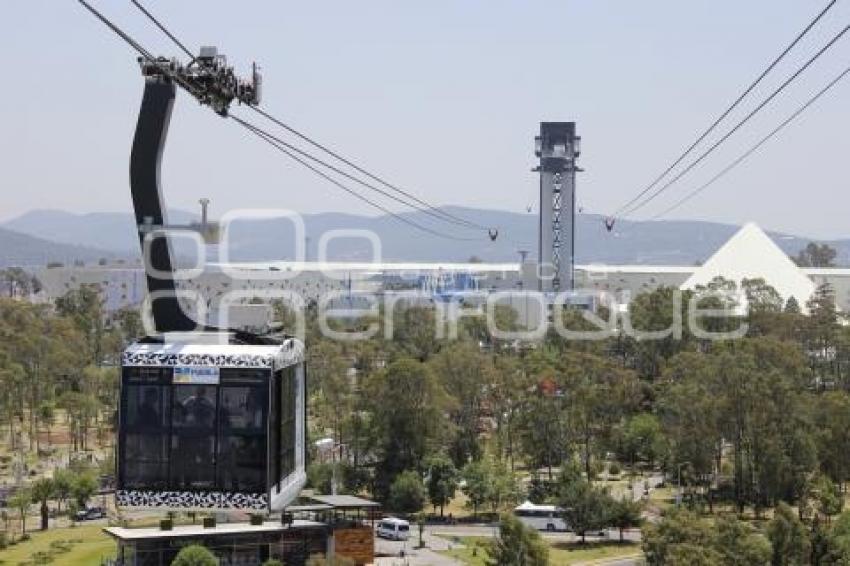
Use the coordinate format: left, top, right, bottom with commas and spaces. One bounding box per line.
118, 334, 306, 511
115, 59, 306, 511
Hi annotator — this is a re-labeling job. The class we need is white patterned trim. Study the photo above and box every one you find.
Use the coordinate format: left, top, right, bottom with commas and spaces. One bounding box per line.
116, 489, 268, 510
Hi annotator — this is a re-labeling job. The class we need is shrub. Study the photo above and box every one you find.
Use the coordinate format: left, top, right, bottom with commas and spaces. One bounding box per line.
31, 550, 53, 565
171, 544, 218, 566
388, 471, 427, 515
608, 462, 622, 476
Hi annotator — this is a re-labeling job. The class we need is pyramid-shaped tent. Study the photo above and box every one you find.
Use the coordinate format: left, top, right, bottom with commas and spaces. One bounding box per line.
680, 222, 815, 310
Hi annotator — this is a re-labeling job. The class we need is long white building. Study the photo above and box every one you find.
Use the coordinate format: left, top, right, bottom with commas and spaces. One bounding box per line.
33, 223, 850, 319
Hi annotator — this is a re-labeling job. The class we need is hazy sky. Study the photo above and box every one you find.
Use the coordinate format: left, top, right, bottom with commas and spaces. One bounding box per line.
2, 1, 849, 239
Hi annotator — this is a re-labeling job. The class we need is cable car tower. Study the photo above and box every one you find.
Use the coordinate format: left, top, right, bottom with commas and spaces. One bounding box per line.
113, 40, 307, 512
534, 122, 581, 292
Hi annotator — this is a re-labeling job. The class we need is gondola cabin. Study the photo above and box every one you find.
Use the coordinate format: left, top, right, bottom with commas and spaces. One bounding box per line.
117, 333, 306, 511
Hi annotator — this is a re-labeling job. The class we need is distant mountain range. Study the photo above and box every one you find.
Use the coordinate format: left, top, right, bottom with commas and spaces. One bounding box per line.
0, 226, 119, 268
2, 207, 847, 267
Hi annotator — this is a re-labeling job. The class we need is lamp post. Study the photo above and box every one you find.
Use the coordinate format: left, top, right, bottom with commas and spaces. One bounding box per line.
331, 442, 348, 496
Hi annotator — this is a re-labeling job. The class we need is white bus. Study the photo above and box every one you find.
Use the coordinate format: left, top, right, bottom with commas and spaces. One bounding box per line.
377, 517, 411, 540
514, 501, 568, 532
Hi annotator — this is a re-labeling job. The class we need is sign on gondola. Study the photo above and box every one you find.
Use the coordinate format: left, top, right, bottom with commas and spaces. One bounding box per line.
173, 366, 220, 385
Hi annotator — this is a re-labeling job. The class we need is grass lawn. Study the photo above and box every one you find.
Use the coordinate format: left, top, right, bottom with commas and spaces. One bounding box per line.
441, 491, 473, 519
0, 525, 115, 566
648, 486, 675, 509
549, 540, 643, 564
439, 536, 643, 565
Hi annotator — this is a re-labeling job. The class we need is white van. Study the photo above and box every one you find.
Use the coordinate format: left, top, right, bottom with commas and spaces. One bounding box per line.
514, 501, 568, 532
377, 517, 411, 540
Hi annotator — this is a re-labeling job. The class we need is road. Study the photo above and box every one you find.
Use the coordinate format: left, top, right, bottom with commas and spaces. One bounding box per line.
375, 523, 644, 565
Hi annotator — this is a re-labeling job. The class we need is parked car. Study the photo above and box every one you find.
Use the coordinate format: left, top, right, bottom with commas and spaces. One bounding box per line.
75, 506, 106, 521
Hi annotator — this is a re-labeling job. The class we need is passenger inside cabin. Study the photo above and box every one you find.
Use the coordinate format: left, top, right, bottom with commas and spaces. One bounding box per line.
179, 386, 215, 426
137, 387, 160, 427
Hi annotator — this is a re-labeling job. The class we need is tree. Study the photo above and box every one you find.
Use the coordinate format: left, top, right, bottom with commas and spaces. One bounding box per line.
806, 283, 838, 346
609, 497, 643, 543
488, 461, 520, 514
813, 392, 850, 487
794, 242, 837, 268
392, 307, 440, 362
661, 339, 815, 515
113, 307, 143, 344
8, 488, 32, 537
644, 509, 772, 566
52, 469, 74, 513
365, 359, 449, 501
517, 390, 570, 480
54, 285, 108, 364
37, 402, 55, 447
826, 510, 850, 564
625, 286, 693, 378
619, 413, 667, 470
171, 544, 218, 566
813, 476, 844, 524
488, 514, 549, 566
664, 543, 723, 566
642, 509, 718, 566
388, 470, 427, 515
715, 515, 772, 565
2, 268, 37, 298
741, 278, 784, 314
767, 503, 810, 566
426, 456, 458, 517
306, 462, 335, 494
461, 459, 493, 518
558, 478, 612, 543
31, 478, 54, 531
307, 340, 351, 450
784, 297, 801, 314
72, 473, 98, 509
430, 343, 491, 465
560, 352, 640, 481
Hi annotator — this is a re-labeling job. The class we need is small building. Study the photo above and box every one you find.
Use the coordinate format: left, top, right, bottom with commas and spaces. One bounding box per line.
105, 520, 327, 565
104, 494, 380, 566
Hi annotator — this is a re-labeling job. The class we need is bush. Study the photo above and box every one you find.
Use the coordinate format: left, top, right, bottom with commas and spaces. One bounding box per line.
31, 550, 52, 564
608, 462, 622, 477
388, 470, 427, 515
171, 544, 218, 566
489, 514, 548, 565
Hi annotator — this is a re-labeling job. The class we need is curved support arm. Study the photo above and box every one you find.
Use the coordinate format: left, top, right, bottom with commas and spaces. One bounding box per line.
130, 77, 207, 333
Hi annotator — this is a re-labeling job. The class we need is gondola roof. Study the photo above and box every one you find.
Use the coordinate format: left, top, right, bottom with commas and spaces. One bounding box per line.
123, 333, 304, 369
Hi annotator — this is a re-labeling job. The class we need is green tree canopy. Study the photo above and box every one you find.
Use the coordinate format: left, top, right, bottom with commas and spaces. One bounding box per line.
767, 502, 810, 566
488, 513, 549, 566
794, 242, 837, 268
557, 477, 612, 543
426, 455, 458, 517
387, 470, 427, 515
365, 358, 449, 501
461, 459, 493, 518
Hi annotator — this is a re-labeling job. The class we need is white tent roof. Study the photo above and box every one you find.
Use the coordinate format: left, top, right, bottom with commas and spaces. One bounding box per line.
680, 222, 815, 309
